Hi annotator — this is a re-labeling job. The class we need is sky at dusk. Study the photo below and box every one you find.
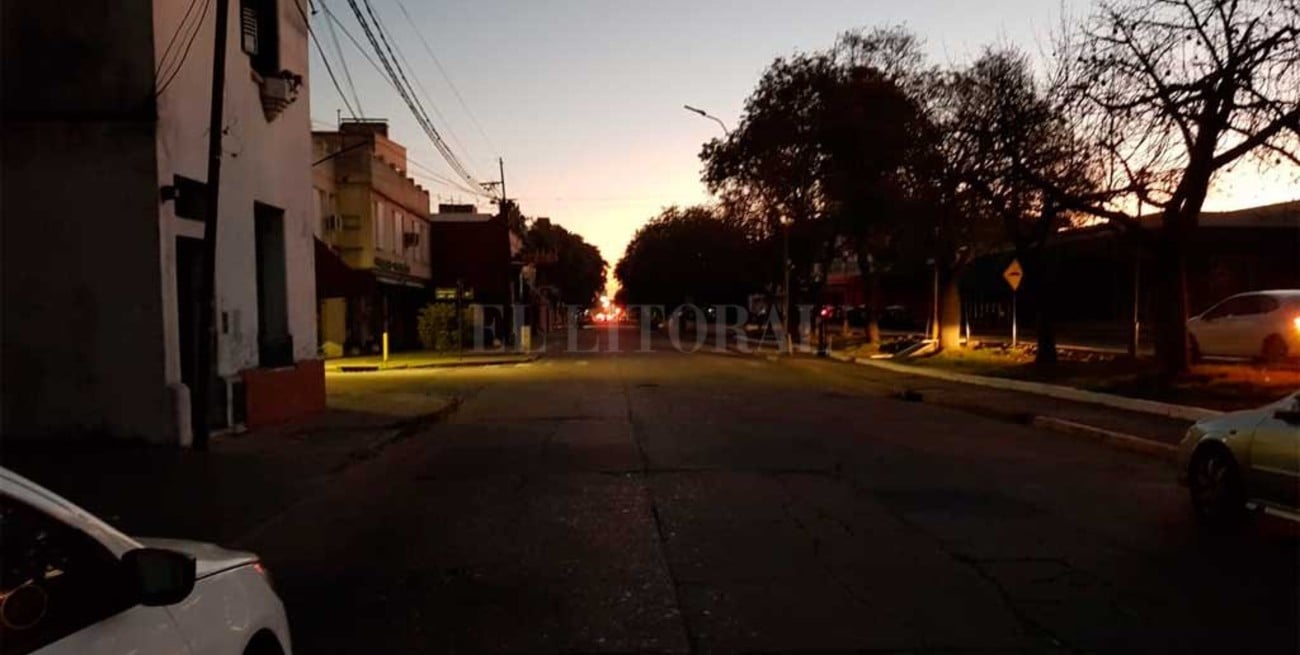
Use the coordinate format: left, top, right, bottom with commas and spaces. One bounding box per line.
308, 0, 1298, 292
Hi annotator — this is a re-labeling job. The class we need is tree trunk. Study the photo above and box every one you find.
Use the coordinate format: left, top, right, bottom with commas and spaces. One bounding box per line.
1024, 248, 1057, 368
938, 274, 963, 351
1153, 231, 1191, 380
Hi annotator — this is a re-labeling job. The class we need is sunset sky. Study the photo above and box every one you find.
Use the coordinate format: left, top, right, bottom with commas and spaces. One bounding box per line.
308, 0, 1298, 293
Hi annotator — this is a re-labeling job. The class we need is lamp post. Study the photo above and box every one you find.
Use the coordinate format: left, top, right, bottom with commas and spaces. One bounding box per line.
683, 105, 730, 135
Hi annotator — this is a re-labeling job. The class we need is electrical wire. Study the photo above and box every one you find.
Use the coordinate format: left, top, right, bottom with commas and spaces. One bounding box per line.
295, 0, 359, 120
392, 0, 499, 159
379, 12, 478, 178
344, 0, 489, 196
156, 0, 204, 76
323, 5, 365, 115
408, 156, 485, 196
155, 0, 213, 96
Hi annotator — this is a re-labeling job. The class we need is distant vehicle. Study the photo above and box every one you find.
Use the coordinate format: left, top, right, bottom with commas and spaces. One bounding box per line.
1186, 289, 1300, 361
0, 467, 290, 655
1177, 392, 1300, 527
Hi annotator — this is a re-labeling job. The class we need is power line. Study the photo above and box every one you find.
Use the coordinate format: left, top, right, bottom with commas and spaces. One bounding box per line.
155, 0, 213, 96
323, 5, 365, 115
379, 12, 478, 180
392, 0, 499, 159
319, 1, 399, 96
295, 0, 358, 120
343, 0, 490, 197
156, 0, 205, 76
407, 156, 484, 196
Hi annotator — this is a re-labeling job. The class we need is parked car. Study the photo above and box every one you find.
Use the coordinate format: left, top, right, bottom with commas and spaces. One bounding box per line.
0, 467, 290, 655
1186, 289, 1300, 361
1176, 392, 1300, 527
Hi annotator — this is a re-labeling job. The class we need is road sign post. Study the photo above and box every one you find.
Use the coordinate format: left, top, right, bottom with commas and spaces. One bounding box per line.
1002, 259, 1024, 348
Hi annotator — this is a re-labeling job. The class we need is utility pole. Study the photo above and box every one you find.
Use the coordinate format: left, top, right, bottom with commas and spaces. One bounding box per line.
193, 0, 230, 451
498, 157, 507, 205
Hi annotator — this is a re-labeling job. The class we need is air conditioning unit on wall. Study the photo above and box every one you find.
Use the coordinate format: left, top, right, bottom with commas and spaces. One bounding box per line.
403, 232, 421, 247
324, 215, 343, 231
259, 71, 302, 121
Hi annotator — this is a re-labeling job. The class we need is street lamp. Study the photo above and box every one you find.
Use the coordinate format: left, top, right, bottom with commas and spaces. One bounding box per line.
683, 105, 730, 135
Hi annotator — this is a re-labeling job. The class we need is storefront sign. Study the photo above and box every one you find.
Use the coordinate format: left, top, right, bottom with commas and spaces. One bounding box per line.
374, 257, 410, 274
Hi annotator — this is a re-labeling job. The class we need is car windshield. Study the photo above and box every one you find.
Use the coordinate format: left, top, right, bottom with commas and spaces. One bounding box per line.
3, 1, 1299, 653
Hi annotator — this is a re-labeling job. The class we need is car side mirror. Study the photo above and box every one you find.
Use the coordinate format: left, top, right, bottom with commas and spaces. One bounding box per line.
122, 548, 196, 606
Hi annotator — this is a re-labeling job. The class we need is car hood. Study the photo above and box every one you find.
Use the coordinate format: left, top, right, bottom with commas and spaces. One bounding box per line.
136, 537, 259, 579
1194, 406, 1274, 436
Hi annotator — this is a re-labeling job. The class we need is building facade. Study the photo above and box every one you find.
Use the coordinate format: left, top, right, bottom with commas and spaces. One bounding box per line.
2, 0, 322, 443
312, 120, 433, 354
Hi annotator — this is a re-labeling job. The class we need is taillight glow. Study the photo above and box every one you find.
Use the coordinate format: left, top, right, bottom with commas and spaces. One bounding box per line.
1293, 316, 1300, 333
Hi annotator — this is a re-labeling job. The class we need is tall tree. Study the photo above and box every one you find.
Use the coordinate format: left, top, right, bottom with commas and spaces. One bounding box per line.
947, 48, 1098, 365
526, 219, 607, 307
614, 206, 757, 308
822, 63, 929, 343
1047, 0, 1300, 376
701, 27, 938, 342
701, 49, 840, 329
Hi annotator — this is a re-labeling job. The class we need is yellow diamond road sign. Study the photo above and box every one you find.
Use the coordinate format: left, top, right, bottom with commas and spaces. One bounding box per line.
1003, 259, 1024, 291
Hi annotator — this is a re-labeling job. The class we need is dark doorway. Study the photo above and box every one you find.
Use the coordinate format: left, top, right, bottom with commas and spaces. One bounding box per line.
255, 202, 293, 367
175, 237, 203, 387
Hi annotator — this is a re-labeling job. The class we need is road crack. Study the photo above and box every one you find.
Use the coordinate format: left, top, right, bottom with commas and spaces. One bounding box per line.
622, 373, 697, 655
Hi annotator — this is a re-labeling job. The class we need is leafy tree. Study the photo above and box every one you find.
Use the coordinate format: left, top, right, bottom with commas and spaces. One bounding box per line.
525, 219, 607, 307
821, 60, 929, 343
614, 206, 757, 309
701, 49, 840, 323
945, 48, 1097, 365
1045, 0, 1300, 376
701, 27, 938, 341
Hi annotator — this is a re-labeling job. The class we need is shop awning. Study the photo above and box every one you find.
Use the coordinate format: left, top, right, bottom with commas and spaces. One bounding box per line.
314, 238, 372, 298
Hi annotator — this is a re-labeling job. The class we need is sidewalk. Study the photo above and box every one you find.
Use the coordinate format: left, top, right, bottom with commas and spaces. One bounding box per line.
779, 352, 1198, 457
0, 380, 459, 548
326, 349, 537, 372
841, 359, 1195, 445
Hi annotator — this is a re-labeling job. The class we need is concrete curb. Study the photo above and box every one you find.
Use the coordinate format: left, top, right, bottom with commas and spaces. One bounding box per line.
846, 357, 1223, 422
331, 354, 540, 373
1030, 416, 1177, 461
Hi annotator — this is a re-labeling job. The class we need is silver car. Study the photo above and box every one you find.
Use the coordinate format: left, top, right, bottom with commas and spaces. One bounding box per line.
1177, 392, 1300, 526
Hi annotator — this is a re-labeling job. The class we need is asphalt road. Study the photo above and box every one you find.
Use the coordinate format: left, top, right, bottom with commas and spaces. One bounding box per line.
250, 328, 1298, 654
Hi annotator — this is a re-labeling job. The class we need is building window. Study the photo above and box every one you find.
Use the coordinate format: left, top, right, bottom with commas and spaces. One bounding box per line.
240, 0, 280, 77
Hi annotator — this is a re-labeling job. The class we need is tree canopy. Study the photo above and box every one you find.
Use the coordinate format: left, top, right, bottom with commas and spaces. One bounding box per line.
614, 206, 757, 308
525, 219, 607, 307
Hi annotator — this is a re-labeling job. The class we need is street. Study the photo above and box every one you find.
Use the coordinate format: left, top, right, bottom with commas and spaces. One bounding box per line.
244, 328, 1296, 653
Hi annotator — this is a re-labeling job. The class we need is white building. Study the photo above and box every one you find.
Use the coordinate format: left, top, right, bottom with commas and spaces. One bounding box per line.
2, 0, 322, 443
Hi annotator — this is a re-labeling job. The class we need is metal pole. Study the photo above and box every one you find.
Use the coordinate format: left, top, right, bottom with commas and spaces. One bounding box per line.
1131, 198, 1142, 358
1130, 254, 1141, 357
1011, 290, 1018, 348
498, 157, 507, 204
782, 221, 792, 354
193, 0, 231, 451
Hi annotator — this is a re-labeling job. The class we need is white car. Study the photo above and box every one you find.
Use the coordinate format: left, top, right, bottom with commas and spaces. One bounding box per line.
1186, 289, 1300, 361
0, 467, 291, 655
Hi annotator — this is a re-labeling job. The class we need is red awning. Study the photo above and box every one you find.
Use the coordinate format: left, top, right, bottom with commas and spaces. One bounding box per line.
314, 238, 372, 298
